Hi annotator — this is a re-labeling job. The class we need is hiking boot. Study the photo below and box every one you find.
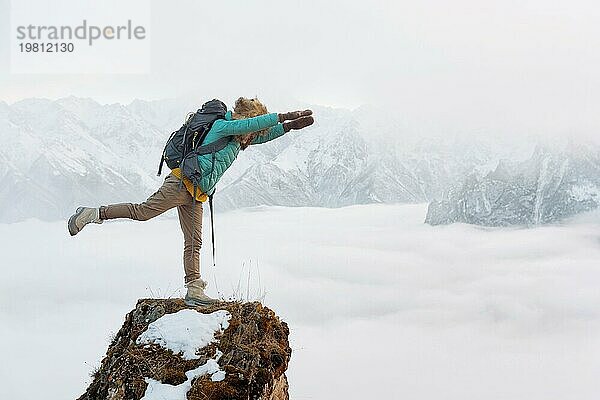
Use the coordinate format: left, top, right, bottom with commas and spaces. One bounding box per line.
185, 279, 219, 307
68, 207, 103, 236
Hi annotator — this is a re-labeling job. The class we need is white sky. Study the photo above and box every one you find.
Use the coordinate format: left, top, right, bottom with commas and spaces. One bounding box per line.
1, 0, 600, 137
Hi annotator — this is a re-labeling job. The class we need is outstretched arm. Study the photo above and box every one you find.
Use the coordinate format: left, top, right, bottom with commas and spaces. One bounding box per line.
251, 124, 285, 145
212, 113, 280, 137
210, 110, 314, 140
251, 115, 315, 145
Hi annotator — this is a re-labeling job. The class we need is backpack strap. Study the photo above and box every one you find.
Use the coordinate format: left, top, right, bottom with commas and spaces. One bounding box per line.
157, 130, 178, 176
191, 184, 197, 261
194, 136, 231, 155
208, 191, 216, 268
189, 184, 216, 270
188, 183, 216, 270
157, 154, 165, 177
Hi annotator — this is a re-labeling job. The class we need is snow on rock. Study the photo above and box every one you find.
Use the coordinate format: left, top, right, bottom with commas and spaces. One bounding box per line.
137, 309, 231, 360
141, 351, 225, 400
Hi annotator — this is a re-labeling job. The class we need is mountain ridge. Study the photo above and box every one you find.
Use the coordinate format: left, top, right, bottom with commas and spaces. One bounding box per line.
1, 96, 597, 224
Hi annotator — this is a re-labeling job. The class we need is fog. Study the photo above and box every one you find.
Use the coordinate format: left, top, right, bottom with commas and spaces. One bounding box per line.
1, 204, 599, 399
2, 0, 600, 139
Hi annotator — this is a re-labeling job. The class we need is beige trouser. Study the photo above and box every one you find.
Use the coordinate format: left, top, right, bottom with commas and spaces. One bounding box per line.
99, 173, 203, 284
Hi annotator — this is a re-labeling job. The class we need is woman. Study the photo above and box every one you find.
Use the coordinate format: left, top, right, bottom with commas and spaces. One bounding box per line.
68, 97, 314, 306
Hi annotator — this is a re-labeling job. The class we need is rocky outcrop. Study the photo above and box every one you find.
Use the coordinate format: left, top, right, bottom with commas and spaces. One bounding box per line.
78, 299, 291, 400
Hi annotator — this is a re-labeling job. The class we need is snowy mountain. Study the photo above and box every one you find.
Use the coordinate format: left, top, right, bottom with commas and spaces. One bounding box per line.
0, 96, 495, 222
425, 145, 600, 226
0, 97, 161, 222
5, 96, 594, 225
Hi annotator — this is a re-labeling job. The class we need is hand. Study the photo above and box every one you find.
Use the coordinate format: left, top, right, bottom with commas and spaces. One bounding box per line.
283, 116, 314, 133
278, 109, 313, 123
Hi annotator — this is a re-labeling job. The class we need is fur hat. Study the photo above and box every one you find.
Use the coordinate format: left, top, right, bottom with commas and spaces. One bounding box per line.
232, 97, 270, 150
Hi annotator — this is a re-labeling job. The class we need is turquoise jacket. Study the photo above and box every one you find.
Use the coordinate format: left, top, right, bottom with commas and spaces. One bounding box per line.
193, 111, 285, 194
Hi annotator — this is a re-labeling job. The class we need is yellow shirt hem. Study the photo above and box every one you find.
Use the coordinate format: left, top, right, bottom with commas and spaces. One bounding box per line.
170, 168, 208, 202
